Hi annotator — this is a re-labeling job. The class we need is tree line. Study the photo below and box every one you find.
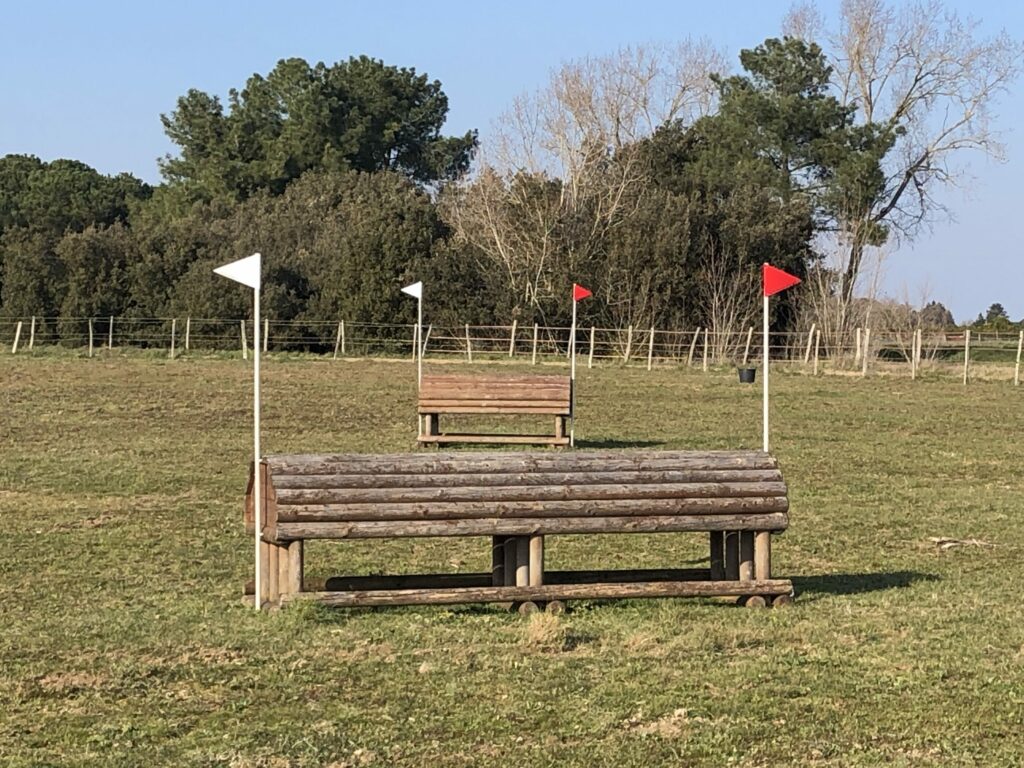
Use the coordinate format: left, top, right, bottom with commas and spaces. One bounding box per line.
1, 3, 1020, 348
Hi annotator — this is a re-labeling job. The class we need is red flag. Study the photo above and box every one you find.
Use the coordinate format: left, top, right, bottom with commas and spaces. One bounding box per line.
763, 263, 801, 297
573, 283, 592, 302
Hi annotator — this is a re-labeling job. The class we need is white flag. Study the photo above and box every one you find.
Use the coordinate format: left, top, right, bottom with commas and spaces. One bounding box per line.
401, 281, 423, 299
214, 253, 261, 290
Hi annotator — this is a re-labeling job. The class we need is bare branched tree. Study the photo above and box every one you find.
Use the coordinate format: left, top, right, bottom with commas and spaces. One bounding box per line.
697, 239, 760, 363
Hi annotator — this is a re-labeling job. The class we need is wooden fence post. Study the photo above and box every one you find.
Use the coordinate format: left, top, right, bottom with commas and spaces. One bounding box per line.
917, 328, 923, 373
531, 323, 538, 365
742, 327, 753, 366
241, 319, 248, 360
341, 320, 346, 355
813, 329, 821, 376
185, 316, 191, 351
11, 321, 22, 354
1015, 330, 1023, 387
411, 324, 418, 360
624, 326, 633, 363
333, 322, 342, 360
702, 328, 709, 372
170, 318, 177, 359
421, 325, 432, 356
803, 323, 816, 365
854, 327, 862, 365
687, 328, 699, 367
647, 327, 655, 371
108, 315, 114, 349
963, 329, 970, 385
263, 318, 269, 353
588, 326, 595, 369
861, 328, 870, 377
508, 319, 517, 357
29, 316, 35, 350
465, 324, 473, 362
88, 318, 94, 358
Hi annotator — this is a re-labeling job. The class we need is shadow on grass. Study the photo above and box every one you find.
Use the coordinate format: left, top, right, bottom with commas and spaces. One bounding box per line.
575, 438, 667, 449
793, 571, 938, 600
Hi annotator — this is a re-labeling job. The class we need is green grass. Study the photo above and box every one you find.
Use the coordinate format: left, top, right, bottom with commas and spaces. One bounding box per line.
2, 354, 1023, 767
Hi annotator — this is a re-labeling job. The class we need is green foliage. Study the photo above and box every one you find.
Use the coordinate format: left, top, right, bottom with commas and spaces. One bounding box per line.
160, 56, 477, 203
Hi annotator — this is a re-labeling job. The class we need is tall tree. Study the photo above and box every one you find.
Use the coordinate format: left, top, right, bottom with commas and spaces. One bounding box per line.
160, 56, 477, 202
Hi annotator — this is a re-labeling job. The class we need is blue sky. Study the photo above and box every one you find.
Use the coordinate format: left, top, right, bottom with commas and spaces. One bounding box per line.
2, 0, 1021, 322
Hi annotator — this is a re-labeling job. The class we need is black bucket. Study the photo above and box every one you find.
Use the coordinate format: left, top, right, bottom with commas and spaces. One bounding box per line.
738, 367, 756, 384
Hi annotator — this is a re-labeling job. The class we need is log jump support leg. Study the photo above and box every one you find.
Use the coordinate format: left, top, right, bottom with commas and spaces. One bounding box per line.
739, 531, 765, 608
709, 531, 725, 580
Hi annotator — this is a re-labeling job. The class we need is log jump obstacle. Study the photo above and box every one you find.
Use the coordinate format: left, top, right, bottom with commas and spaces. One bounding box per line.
417, 374, 572, 446
243, 450, 794, 612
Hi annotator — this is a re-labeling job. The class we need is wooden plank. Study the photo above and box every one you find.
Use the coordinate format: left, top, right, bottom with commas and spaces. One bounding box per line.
275, 481, 789, 506
273, 469, 784, 490
274, 512, 789, 540
278, 496, 789, 522
418, 399, 570, 409
283, 579, 795, 607
418, 434, 570, 445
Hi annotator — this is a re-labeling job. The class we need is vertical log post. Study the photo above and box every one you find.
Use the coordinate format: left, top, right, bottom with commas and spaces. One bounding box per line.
11, 321, 22, 354
508, 319, 517, 357
421, 324, 431, 357
739, 531, 755, 581
241, 319, 248, 361
855, 327, 862, 365
411, 324, 418, 360
709, 532, 725, 580
624, 325, 633, 363
687, 328, 699, 367
861, 328, 870, 377
588, 326, 595, 369
646, 327, 655, 371
88, 318, 94, 358
108, 315, 114, 349
185, 316, 191, 352
813, 329, 821, 376
503, 538, 517, 587
742, 327, 753, 366
263, 318, 269, 353
803, 323, 816, 365
465, 324, 473, 362
170, 318, 177, 359
529, 535, 544, 586
724, 531, 739, 580
515, 537, 530, 587
1015, 330, 1023, 387
531, 323, 539, 365
284, 541, 303, 595
28, 316, 36, 351
702, 328, 709, 372
491, 537, 506, 586
333, 321, 343, 360
963, 328, 971, 385
754, 531, 771, 580
341, 320, 346, 355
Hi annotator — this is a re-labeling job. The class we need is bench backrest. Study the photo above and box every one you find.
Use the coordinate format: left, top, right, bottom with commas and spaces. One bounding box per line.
418, 374, 571, 414
247, 450, 789, 542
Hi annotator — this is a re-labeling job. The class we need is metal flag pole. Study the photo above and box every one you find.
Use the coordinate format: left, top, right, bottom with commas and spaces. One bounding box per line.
570, 295, 578, 447
417, 292, 423, 388
762, 291, 769, 453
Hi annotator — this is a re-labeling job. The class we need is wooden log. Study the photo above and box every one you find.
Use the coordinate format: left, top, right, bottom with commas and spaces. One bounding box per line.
742, 327, 753, 366
509, 320, 517, 357
724, 531, 738, 580
333, 321, 343, 359
170, 318, 177, 359
267, 451, 780, 476
185, 316, 191, 351
88, 318, 94, 357
491, 536, 505, 586
709, 531, 724, 580
529, 535, 544, 586
241, 319, 248, 361
503, 537, 516, 587
803, 323, 816, 364
282, 579, 796, 608
588, 326, 595, 369
624, 325, 633, 363
739, 531, 754, 581
28, 316, 35, 350
421, 325, 432, 357
813, 329, 821, 376
411, 323, 418, 360
258, 539, 271, 609
754, 531, 771, 580
515, 537, 529, 587
273, 468, 784, 490
267, 542, 280, 605
284, 541, 303, 594
702, 328, 709, 371
108, 315, 114, 349
531, 323, 538, 365
274, 512, 790, 541
264, 317, 269, 353
861, 328, 870, 377
465, 324, 473, 362
687, 328, 699, 367
1015, 330, 1023, 386
647, 327, 655, 371
275, 480, 789, 507
855, 327, 862, 364
10, 321, 21, 354
341, 320, 346, 355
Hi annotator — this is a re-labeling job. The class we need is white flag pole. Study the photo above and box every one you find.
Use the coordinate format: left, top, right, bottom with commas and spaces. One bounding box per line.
570, 296, 578, 447
417, 292, 423, 388
214, 252, 262, 610
762, 292, 769, 453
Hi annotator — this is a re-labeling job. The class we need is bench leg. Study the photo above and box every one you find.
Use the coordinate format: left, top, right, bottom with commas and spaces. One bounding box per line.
267, 541, 280, 607
282, 541, 303, 595
516, 537, 530, 587
503, 537, 518, 587
554, 416, 565, 441
739, 532, 755, 581
709, 532, 725, 580
754, 531, 771, 580
491, 536, 506, 586
724, 531, 739, 581
529, 535, 544, 586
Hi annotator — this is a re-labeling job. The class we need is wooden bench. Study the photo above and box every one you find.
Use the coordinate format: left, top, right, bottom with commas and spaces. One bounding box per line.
244, 450, 794, 611
417, 374, 572, 446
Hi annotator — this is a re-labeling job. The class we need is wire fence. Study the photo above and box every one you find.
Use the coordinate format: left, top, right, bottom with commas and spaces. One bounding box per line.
2, 315, 1022, 385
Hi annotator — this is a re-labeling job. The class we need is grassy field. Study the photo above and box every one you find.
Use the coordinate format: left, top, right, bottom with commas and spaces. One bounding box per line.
2, 352, 1023, 767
